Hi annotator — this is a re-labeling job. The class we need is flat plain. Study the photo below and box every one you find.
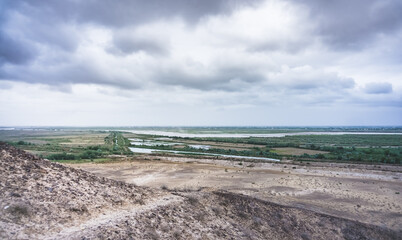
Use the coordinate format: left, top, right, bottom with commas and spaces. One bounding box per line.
1, 127, 401, 238
70, 155, 402, 231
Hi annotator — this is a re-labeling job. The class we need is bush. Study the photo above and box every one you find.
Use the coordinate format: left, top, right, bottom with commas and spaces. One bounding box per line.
316, 153, 325, 159
17, 141, 30, 145
6, 204, 30, 219
46, 152, 77, 160
187, 196, 199, 205
79, 150, 103, 159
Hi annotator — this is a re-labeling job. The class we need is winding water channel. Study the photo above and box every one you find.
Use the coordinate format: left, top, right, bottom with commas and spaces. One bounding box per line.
128, 147, 281, 162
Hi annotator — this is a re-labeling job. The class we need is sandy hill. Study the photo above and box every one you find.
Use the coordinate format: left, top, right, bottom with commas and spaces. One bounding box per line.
0, 142, 399, 239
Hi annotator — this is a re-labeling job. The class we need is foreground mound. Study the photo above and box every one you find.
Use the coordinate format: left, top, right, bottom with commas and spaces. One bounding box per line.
0, 143, 399, 239
0, 142, 153, 239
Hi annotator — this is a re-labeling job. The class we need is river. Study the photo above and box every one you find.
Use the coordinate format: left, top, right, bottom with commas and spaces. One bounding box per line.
128, 147, 280, 162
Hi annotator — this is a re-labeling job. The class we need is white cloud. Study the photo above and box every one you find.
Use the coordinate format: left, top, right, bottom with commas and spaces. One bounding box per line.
0, 0, 401, 125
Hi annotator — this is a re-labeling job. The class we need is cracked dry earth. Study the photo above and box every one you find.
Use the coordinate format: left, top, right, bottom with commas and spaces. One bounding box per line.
0, 142, 400, 239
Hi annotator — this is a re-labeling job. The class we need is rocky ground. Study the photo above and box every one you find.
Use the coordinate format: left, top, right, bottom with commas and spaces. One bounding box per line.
0, 142, 400, 239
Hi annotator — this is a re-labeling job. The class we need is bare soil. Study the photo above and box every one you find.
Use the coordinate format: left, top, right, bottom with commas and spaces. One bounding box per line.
57, 134, 109, 146
70, 156, 402, 231
1, 142, 400, 239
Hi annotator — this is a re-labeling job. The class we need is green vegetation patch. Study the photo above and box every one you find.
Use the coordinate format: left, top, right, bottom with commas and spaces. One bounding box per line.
2, 128, 401, 165
2, 130, 134, 161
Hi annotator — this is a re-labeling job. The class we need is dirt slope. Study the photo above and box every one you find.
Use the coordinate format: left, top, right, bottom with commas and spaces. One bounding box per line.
0, 142, 400, 239
0, 142, 154, 239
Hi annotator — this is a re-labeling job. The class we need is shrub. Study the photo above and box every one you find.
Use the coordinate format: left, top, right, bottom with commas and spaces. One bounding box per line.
187, 196, 199, 205
6, 204, 30, 219
173, 231, 181, 239
79, 150, 103, 159
316, 153, 325, 159
46, 152, 77, 160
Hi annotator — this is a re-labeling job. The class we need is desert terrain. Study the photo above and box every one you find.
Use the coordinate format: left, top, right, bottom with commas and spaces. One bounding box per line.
1, 143, 401, 239
69, 154, 402, 231
1, 128, 401, 239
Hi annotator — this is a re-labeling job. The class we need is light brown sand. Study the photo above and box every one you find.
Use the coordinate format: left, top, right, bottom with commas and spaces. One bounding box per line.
68, 156, 402, 230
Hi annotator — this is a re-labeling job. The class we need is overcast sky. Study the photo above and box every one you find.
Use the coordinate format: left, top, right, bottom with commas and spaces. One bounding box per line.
0, 0, 401, 126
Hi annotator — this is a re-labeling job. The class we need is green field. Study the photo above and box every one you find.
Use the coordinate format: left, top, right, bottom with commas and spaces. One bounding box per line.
1, 127, 401, 164
0, 130, 133, 163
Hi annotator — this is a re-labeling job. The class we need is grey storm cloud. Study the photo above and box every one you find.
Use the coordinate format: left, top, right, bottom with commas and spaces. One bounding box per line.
293, 0, 402, 49
266, 66, 356, 92
155, 66, 266, 91
291, 76, 355, 91
1, 61, 143, 90
0, 0, 260, 65
0, 0, 400, 103
0, 31, 36, 65
0, 1, 36, 65
363, 82, 393, 94
247, 40, 308, 54
285, 77, 355, 91
110, 34, 168, 56
6, 0, 258, 27
0, 0, 401, 126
